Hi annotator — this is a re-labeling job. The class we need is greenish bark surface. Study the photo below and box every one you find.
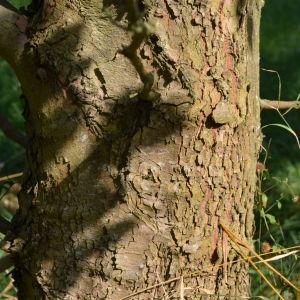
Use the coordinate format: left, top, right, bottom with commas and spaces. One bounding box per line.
0, 0, 262, 299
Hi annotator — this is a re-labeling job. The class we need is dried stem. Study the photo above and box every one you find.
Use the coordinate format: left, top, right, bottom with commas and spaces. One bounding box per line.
260, 99, 300, 110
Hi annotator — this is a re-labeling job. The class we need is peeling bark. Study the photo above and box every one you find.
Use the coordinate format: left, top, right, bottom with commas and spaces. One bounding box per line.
1, 0, 262, 299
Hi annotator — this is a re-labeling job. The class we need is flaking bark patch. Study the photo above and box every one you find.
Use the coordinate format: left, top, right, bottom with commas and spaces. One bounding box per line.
4, 0, 262, 299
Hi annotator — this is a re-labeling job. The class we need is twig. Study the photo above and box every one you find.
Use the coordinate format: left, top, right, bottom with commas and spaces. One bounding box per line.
120, 244, 300, 299
120, 276, 181, 299
243, 249, 283, 300
0, 277, 14, 298
260, 99, 300, 110
220, 225, 283, 300
0, 172, 23, 182
220, 222, 300, 293
256, 250, 299, 263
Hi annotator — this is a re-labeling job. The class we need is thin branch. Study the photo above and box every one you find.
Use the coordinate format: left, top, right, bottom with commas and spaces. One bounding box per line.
0, 172, 23, 182
220, 223, 284, 299
260, 99, 300, 110
120, 245, 300, 300
0, 254, 14, 273
0, 277, 15, 299
0, 112, 26, 147
239, 245, 283, 300
256, 250, 299, 263
0, 0, 27, 68
220, 222, 300, 293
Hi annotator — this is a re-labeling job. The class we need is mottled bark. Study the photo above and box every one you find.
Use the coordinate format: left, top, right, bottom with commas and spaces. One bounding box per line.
1, 0, 262, 299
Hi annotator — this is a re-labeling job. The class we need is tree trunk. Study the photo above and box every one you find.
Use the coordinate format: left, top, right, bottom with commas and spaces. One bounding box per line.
0, 0, 262, 299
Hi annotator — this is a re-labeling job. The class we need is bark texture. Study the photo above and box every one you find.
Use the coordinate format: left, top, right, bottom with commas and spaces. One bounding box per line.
1, 0, 262, 299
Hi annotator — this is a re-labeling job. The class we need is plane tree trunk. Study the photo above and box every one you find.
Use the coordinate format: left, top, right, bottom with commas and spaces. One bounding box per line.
0, 0, 262, 299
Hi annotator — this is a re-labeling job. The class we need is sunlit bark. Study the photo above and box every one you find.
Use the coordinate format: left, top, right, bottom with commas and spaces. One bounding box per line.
0, 1, 262, 299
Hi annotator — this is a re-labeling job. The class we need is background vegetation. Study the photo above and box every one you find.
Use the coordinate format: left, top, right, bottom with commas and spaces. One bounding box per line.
0, 0, 299, 298
252, 1, 300, 297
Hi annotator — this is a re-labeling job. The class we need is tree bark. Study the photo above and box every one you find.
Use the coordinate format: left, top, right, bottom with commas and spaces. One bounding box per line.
0, 0, 262, 299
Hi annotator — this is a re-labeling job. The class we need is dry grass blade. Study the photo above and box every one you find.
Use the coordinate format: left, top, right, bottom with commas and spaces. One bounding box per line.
260, 99, 300, 110
256, 250, 299, 263
230, 238, 283, 300
0, 276, 17, 300
0, 172, 23, 182
120, 277, 180, 300
247, 258, 283, 300
120, 244, 300, 300
220, 222, 300, 293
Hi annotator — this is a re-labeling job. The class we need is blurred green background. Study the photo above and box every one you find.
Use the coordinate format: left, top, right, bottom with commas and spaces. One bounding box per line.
253, 0, 300, 297
0, 0, 299, 298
